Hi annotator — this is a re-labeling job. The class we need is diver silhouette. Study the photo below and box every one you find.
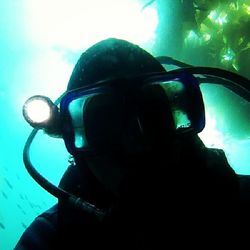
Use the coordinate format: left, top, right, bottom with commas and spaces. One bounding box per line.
15, 38, 250, 249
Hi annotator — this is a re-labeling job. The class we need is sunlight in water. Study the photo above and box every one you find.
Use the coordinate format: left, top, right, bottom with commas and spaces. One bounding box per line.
23, 0, 158, 51
199, 110, 226, 149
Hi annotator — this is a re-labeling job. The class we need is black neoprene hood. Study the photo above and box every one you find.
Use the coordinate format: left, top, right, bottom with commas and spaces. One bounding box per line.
67, 38, 166, 91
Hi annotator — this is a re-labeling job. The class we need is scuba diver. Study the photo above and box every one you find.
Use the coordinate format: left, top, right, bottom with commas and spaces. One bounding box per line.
15, 38, 250, 249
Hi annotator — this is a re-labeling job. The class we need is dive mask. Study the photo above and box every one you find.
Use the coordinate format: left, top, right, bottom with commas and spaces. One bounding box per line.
23, 72, 205, 154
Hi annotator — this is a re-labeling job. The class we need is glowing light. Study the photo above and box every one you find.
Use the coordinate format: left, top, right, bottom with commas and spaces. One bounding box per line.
26, 99, 51, 123
232, 63, 239, 71
217, 16, 227, 25
184, 30, 202, 47
187, 30, 199, 40
202, 33, 211, 42
242, 4, 250, 15
229, 2, 238, 10
23, 0, 158, 51
208, 10, 217, 21
208, 10, 228, 25
223, 55, 232, 61
221, 48, 235, 62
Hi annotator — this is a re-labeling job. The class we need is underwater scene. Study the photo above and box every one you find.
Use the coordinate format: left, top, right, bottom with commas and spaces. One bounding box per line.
0, 0, 249, 249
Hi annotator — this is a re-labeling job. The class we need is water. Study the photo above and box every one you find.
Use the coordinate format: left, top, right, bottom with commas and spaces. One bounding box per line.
0, 0, 249, 249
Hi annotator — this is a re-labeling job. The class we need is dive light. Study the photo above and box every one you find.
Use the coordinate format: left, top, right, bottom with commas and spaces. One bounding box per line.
22, 95, 61, 133
22, 95, 106, 221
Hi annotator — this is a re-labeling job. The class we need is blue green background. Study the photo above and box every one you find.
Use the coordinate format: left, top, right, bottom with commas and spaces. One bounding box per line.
0, 1, 249, 249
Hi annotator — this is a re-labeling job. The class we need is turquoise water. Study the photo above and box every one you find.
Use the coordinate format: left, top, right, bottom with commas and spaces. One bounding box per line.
0, 0, 249, 249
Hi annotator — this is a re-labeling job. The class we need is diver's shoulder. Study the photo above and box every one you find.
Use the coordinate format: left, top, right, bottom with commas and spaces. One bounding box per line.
238, 174, 250, 204
14, 204, 59, 250
37, 203, 58, 224
205, 147, 229, 165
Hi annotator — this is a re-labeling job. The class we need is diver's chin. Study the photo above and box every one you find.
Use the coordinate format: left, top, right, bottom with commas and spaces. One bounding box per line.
75, 145, 176, 198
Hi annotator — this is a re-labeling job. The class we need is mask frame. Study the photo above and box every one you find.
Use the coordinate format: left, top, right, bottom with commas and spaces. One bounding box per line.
59, 71, 205, 155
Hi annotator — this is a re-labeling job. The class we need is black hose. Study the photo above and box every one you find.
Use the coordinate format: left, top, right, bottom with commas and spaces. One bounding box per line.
157, 56, 250, 100
23, 128, 71, 200
156, 56, 193, 68
23, 128, 106, 221
168, 67, 250, 97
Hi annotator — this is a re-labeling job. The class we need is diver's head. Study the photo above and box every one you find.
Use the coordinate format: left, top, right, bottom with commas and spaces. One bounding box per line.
22, 38, 205, 197
63, 38, 176, 156
67, 38, 166, 91
61, 38, 174, 192
60, 38, 204, 194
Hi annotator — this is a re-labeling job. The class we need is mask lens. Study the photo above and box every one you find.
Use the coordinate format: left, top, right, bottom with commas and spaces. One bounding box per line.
143, 74, 204, 134
62, 91, 124, 152
68, 95, 93, 149
61, 73, 204, 153
159, 80, 192, 131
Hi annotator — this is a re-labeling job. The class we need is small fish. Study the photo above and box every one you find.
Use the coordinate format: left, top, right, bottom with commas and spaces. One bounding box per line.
21, 222, 27, 229
0, 222, 5, 230
141, 0, 156, 11
28, 202, 34, 209
17, 204, 22, 210
4, 178, 13, 189
28, 201, 42, 209
1, 191, 8, 199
